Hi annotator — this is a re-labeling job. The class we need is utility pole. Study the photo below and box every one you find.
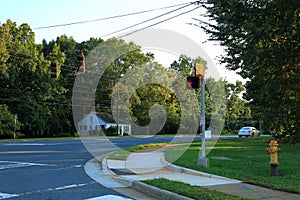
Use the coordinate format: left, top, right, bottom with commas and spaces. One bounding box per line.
114, 59, 119, 135
14, 114, 17, 139
116, 82, 119, 135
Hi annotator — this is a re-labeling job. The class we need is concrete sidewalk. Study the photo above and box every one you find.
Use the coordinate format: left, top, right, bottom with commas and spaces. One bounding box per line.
102, 152, 300, 200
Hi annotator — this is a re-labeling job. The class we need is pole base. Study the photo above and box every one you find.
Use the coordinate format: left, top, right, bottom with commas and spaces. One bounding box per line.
197, 157, 209, 168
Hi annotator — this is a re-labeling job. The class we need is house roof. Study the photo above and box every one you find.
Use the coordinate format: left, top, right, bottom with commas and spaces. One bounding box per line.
97, 112, 115, 123
97, 112, 130, 124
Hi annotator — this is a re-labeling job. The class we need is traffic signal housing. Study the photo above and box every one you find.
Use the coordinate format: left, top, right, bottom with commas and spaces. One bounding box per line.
195, 63, 205, 77
187, 76, 201, 89
51, 61, 58, 78
76, 52, 86, 73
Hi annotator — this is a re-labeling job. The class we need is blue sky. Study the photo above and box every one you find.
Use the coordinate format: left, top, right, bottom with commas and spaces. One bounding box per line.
1, 0, 202, 42
1, 0, 243, 83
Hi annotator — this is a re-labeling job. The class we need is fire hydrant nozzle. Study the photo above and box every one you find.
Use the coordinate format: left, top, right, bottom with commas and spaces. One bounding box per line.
266, 140, 281, 176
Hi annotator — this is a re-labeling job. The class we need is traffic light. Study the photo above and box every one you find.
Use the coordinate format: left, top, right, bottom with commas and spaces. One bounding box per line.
50, 61, 58, 78
76, 52, 86, 73
187, 76, 200, 89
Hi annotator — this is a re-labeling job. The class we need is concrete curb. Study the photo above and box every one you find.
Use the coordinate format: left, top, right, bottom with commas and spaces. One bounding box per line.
166, 163, 241, 183
161, 154, 241, 183
101, 157, 193, 200
131, 181, 193, 200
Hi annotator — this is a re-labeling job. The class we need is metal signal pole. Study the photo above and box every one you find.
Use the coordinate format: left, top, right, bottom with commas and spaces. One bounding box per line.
196, 64, 209, 168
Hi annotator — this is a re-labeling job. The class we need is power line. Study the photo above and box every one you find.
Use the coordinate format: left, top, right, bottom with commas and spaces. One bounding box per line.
101, 3, 194, 38
33, 2, 197, 30
118, 5, 202, 39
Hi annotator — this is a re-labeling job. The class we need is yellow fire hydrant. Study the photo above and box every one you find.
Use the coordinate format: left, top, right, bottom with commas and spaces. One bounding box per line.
266, 140, 281, 176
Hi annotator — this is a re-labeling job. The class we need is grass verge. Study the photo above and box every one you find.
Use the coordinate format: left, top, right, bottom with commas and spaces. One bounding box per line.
107, 143, 168, 160
143, 178, 249, 200
165, 136, 300, 193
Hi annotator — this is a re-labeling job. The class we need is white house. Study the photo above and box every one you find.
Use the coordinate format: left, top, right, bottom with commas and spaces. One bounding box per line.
77, 111, 131, 136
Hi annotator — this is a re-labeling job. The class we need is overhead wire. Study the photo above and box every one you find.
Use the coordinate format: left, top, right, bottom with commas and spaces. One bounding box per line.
101, 2, 194, 38
118, 5, 201, 38
33, 1, 197, 30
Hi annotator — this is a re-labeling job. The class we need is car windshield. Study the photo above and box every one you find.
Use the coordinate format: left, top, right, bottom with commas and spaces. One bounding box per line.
241, 127, 251, 130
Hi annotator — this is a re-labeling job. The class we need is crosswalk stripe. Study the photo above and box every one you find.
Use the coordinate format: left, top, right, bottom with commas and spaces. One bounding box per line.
85, 195, 132, 200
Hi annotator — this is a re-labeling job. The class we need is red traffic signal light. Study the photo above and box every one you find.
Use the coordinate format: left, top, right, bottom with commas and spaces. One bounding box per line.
51, 62, 58, 78
187, 76, 201, 89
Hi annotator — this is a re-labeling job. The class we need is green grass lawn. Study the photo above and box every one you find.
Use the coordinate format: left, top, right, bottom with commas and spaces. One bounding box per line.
165, 137, 300, 193
143, 178, 249, 200
106, 136, 299, 199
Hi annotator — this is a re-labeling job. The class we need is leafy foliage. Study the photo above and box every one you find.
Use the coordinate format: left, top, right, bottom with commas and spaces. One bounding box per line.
171, 55, 251, 135
200, 0, 300, 143
0, 104, 22, 138
0, 19, 256, 138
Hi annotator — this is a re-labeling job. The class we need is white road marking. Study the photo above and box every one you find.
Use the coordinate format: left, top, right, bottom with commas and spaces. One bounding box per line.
3, 143, 47, 146
3, 141, 80, 146
0, 182, 95, 199
72, 164, 83, 168
86, 195, 132, 200
0, 161, 56, 170
52, 183, 89, 191
0, 192, 19, 199
0, 151, 64, 154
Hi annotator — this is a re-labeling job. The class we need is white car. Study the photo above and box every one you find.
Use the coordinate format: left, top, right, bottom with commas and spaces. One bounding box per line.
238, 127, 260, 137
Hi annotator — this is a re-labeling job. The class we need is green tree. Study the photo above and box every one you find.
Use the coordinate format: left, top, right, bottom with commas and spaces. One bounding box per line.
200, 0, 300, 143
224, 80, 252, 134
0, 104, 22, 138
171, 54, 207, 77
117, 61, 184, 135
94, 38, 153, 114
0, 20, 48, 136
0, 20, 70, 137
41, 35, 104, 135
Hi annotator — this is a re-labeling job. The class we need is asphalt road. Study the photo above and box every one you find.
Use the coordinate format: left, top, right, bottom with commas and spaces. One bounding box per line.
0, 136, 198, 200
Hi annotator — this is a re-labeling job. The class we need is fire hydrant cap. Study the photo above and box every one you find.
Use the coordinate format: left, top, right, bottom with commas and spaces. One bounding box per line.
269, 140, 278, 146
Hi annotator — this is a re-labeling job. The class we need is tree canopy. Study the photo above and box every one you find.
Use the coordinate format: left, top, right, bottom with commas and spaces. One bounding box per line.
199, 0, 300, 143
0, 19, 253, 138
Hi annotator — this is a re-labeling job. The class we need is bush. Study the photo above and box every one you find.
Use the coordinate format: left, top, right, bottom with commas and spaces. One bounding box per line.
103, 126, 118, 136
